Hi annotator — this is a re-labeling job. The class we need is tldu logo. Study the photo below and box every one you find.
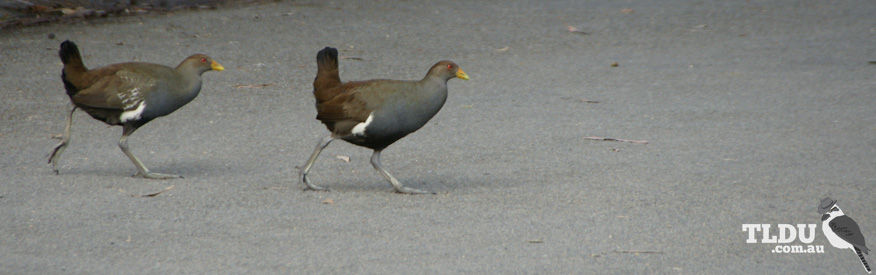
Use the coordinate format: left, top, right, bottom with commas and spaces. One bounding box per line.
742, 198, 872, 274
742, 223, 822, 253
819, 197, 871, 273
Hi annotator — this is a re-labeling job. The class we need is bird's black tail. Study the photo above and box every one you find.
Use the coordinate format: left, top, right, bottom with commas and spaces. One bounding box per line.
313, 47, 341, 103
316, 47, 338, 71
59, 40, 86, 96
59, 40, 83, 66
856, 247, 872, 273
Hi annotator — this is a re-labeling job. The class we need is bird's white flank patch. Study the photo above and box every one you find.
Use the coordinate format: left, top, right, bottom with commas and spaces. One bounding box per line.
120, 102, 146, 122
351, 113, 374, 136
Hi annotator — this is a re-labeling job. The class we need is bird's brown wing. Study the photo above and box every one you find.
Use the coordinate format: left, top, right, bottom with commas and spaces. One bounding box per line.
72, 67, 157, 112
315, 93, 366, 135
316, 81, 392, 135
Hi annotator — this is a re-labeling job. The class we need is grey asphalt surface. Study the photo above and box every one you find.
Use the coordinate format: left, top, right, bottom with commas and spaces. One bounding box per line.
1, 0, 875, 273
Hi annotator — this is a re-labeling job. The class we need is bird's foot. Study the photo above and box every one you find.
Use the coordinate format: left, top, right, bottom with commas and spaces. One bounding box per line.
48, 142, 68, 174
134, 171, 183, 180
394, 186, 436, 195
50, 160, 60, 175
301, 174, 330, 191
303, 185, 330, 192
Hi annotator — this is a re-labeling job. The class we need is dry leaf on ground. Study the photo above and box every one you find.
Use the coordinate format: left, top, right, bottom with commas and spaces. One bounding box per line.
566, 26, 588, 35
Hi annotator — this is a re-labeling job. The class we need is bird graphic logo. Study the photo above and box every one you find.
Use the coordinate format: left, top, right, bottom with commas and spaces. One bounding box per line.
819, 197, 871, 273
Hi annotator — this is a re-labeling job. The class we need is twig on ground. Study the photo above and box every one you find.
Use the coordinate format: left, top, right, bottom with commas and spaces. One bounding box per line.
584, 136, 648, 144
233, 83, 274, 89
135, 185, 174, 198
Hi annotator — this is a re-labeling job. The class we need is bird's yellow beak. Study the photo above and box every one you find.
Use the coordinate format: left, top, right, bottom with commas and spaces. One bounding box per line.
211, 60, 225, 71
456, 68, 470, 80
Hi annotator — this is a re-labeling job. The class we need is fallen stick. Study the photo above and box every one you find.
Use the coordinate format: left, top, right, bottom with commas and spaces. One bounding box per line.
135, 185, 175, 198
584, 136, 648, 144
233, 83, 274, 89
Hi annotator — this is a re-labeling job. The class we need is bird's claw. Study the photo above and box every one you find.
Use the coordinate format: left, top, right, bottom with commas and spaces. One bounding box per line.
48, 143, 67, 174
134, 171, 182, 180
303, 185, 330, 192
301, 174, 330, 191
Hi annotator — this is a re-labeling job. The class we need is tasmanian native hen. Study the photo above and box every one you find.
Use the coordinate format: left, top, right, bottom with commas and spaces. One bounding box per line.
49, 40, 224, 179
300, 47, 469, 194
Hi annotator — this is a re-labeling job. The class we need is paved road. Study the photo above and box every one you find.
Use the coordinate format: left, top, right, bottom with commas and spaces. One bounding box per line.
1, 0, 874, 273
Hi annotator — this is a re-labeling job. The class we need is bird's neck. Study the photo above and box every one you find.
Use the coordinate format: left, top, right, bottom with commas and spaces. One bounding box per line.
419, 75, 448, 91
175, 64, 205, 86
413, 78, 449, 115
415, 78, 447, 103
170, 66, 204, 103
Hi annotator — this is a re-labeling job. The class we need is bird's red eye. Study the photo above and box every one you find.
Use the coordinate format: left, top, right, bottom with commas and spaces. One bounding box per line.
446, 64, 453, 69
200, 57, 207, 63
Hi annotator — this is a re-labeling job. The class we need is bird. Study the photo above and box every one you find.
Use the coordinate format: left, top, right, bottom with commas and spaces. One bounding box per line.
48, 40, 224, 179
299, 47, 469, 194
819, 197, 871, 273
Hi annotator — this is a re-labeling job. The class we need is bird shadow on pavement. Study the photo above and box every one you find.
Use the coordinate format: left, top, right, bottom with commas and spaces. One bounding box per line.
49, 158, 228, 179
319, 173, 502, 194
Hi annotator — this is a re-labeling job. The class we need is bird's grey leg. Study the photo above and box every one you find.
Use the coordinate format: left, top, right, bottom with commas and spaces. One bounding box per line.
300, 135, 334, 191
370, 150, 434, 194
119, 125, 181, 179
49, 106, 77, 174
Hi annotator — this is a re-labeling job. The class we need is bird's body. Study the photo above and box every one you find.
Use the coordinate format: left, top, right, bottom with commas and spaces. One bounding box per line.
49, 40, 223, 178
300, 47, 468, 193
64, 62, 202, 126
319, 79, 449, 149
824, 215, 864, 250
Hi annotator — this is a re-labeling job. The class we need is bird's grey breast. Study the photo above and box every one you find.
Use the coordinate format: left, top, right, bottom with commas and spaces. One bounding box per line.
370, 85, 447, 136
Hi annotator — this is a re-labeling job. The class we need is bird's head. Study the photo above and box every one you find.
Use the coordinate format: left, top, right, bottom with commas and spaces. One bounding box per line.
821, 205, 845, 221
179, 54, 224, 74
428, 61, 469, 81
